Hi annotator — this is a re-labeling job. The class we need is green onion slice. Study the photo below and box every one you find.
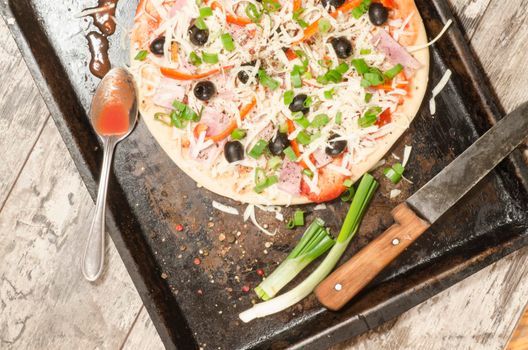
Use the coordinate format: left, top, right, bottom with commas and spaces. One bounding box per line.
245, 3, 263, 22
189, 51, 202, 66
343, 179, 354, 187
195, 17, 207, 30
293, 209, 305, 226
302, 169, 314, 178
351, 58, 369, 75
358, 106, 382, 128
134, 50, 148, 61
311, 114, 330, 128
221, 33, 235, 52
351, 0, 372, 19
340, 187, 355, 202
268, 156, 282, 170
249, 139, 268, 159
202, 52, 219, 64
318, 18, 331, 33
284, 90, 294, 105
383, 167, 402, 184
294, 116, 310, 129
335, 111, 343, 125
258, 69, 280, 90
324, 88, 335, 99
262, 0, 281, 12
231, 128, 246, 140
199, 6, 213, 17
254, 175, 279, 193
284, 146, 298, 161
384, 64, 404, 80
296, 131, 311, 145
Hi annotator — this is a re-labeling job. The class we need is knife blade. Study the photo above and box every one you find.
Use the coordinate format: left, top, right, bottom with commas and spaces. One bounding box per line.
315, 101, 528, 311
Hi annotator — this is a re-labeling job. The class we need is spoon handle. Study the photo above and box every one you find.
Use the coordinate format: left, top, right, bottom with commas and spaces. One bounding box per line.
82, 138, 117, 282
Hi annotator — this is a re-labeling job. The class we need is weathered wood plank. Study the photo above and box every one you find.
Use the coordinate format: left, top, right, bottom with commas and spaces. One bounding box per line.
468, 0, 528, 111
0, 119, 144, 349
449, 0, 493, 39
336, 247, 528, 350
0, 18, 50, 209
121, 307, 164, 350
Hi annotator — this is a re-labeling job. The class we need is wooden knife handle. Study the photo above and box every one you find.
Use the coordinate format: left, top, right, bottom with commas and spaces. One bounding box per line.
315, 203, 431, 311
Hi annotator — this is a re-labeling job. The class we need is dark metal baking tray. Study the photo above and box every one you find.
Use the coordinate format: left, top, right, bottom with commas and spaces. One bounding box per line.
2, 0, 527, 349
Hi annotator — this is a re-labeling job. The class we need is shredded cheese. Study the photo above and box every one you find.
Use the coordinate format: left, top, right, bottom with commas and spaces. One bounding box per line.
429, 69, 452, 115
212, 201, 240, 215
409, 19, 453, 53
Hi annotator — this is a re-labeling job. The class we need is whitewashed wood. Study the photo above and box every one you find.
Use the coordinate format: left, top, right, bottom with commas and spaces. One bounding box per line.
449, 0, 493, 39
0, 119, 144, 348
336, 247, 528, 350
121, 307, 164, 350
0, 18, 49, 209
468, 0, 528, 112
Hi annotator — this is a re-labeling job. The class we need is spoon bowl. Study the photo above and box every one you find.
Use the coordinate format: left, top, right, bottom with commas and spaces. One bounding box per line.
82, 67, 138, 282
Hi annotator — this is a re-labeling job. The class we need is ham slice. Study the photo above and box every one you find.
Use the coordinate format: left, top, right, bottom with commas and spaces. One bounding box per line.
313, 148, 333, 168
372, 29, 421, 76
152, 78, 185, 109
278, 159, 303, 196
200, 108, 230, 136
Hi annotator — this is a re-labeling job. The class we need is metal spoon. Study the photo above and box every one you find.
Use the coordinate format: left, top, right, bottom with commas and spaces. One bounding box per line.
82, 67, 138, 282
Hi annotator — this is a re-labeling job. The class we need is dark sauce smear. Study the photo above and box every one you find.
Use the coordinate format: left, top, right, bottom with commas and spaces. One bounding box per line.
87, 32, 111, 79
83, 0, 119, 78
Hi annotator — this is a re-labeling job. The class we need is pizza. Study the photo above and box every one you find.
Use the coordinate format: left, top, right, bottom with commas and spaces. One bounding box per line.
130, 0, 429, 204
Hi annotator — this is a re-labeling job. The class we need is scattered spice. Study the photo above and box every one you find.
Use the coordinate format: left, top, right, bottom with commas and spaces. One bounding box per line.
218, 233, 226, 241
194, 257, 202, 265
264, 242, 272, 248
175, 224, 184, 232
180, 245, 187, 251
207, 222, 215, 228
161, 272, 168, 279
197, 289, 203, 295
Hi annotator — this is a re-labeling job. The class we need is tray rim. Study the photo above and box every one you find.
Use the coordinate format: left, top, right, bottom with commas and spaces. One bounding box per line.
1, 0, 527, 349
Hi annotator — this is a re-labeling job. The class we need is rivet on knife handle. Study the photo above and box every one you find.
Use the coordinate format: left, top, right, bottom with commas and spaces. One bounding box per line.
314, 203, 430, 311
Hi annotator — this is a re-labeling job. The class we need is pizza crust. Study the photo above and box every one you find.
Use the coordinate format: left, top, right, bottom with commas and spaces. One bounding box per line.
131, 0, 430, 205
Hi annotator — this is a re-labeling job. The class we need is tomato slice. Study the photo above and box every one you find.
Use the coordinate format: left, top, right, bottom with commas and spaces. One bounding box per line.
301, 164, 348, 203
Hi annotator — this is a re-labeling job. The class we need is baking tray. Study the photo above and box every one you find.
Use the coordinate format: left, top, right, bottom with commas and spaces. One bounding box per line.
2, 0, 528, 349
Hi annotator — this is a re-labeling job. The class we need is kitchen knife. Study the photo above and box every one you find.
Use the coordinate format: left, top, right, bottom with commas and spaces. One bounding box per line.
315, 102, 528, 311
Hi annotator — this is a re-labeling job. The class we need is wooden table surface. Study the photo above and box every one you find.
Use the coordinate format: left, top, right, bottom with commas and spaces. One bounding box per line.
1, 1, 528, 349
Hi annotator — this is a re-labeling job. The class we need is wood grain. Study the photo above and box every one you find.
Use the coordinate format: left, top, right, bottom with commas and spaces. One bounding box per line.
0, 18, 49, 209
507, 303, 528, 350
316, 203, 430, 311
121, 307, 165, 350
0, 119, 145, 349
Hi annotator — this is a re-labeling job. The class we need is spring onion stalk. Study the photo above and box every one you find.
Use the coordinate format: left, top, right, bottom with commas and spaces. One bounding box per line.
255, 218, 335, 301
239, 174, 378, 323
